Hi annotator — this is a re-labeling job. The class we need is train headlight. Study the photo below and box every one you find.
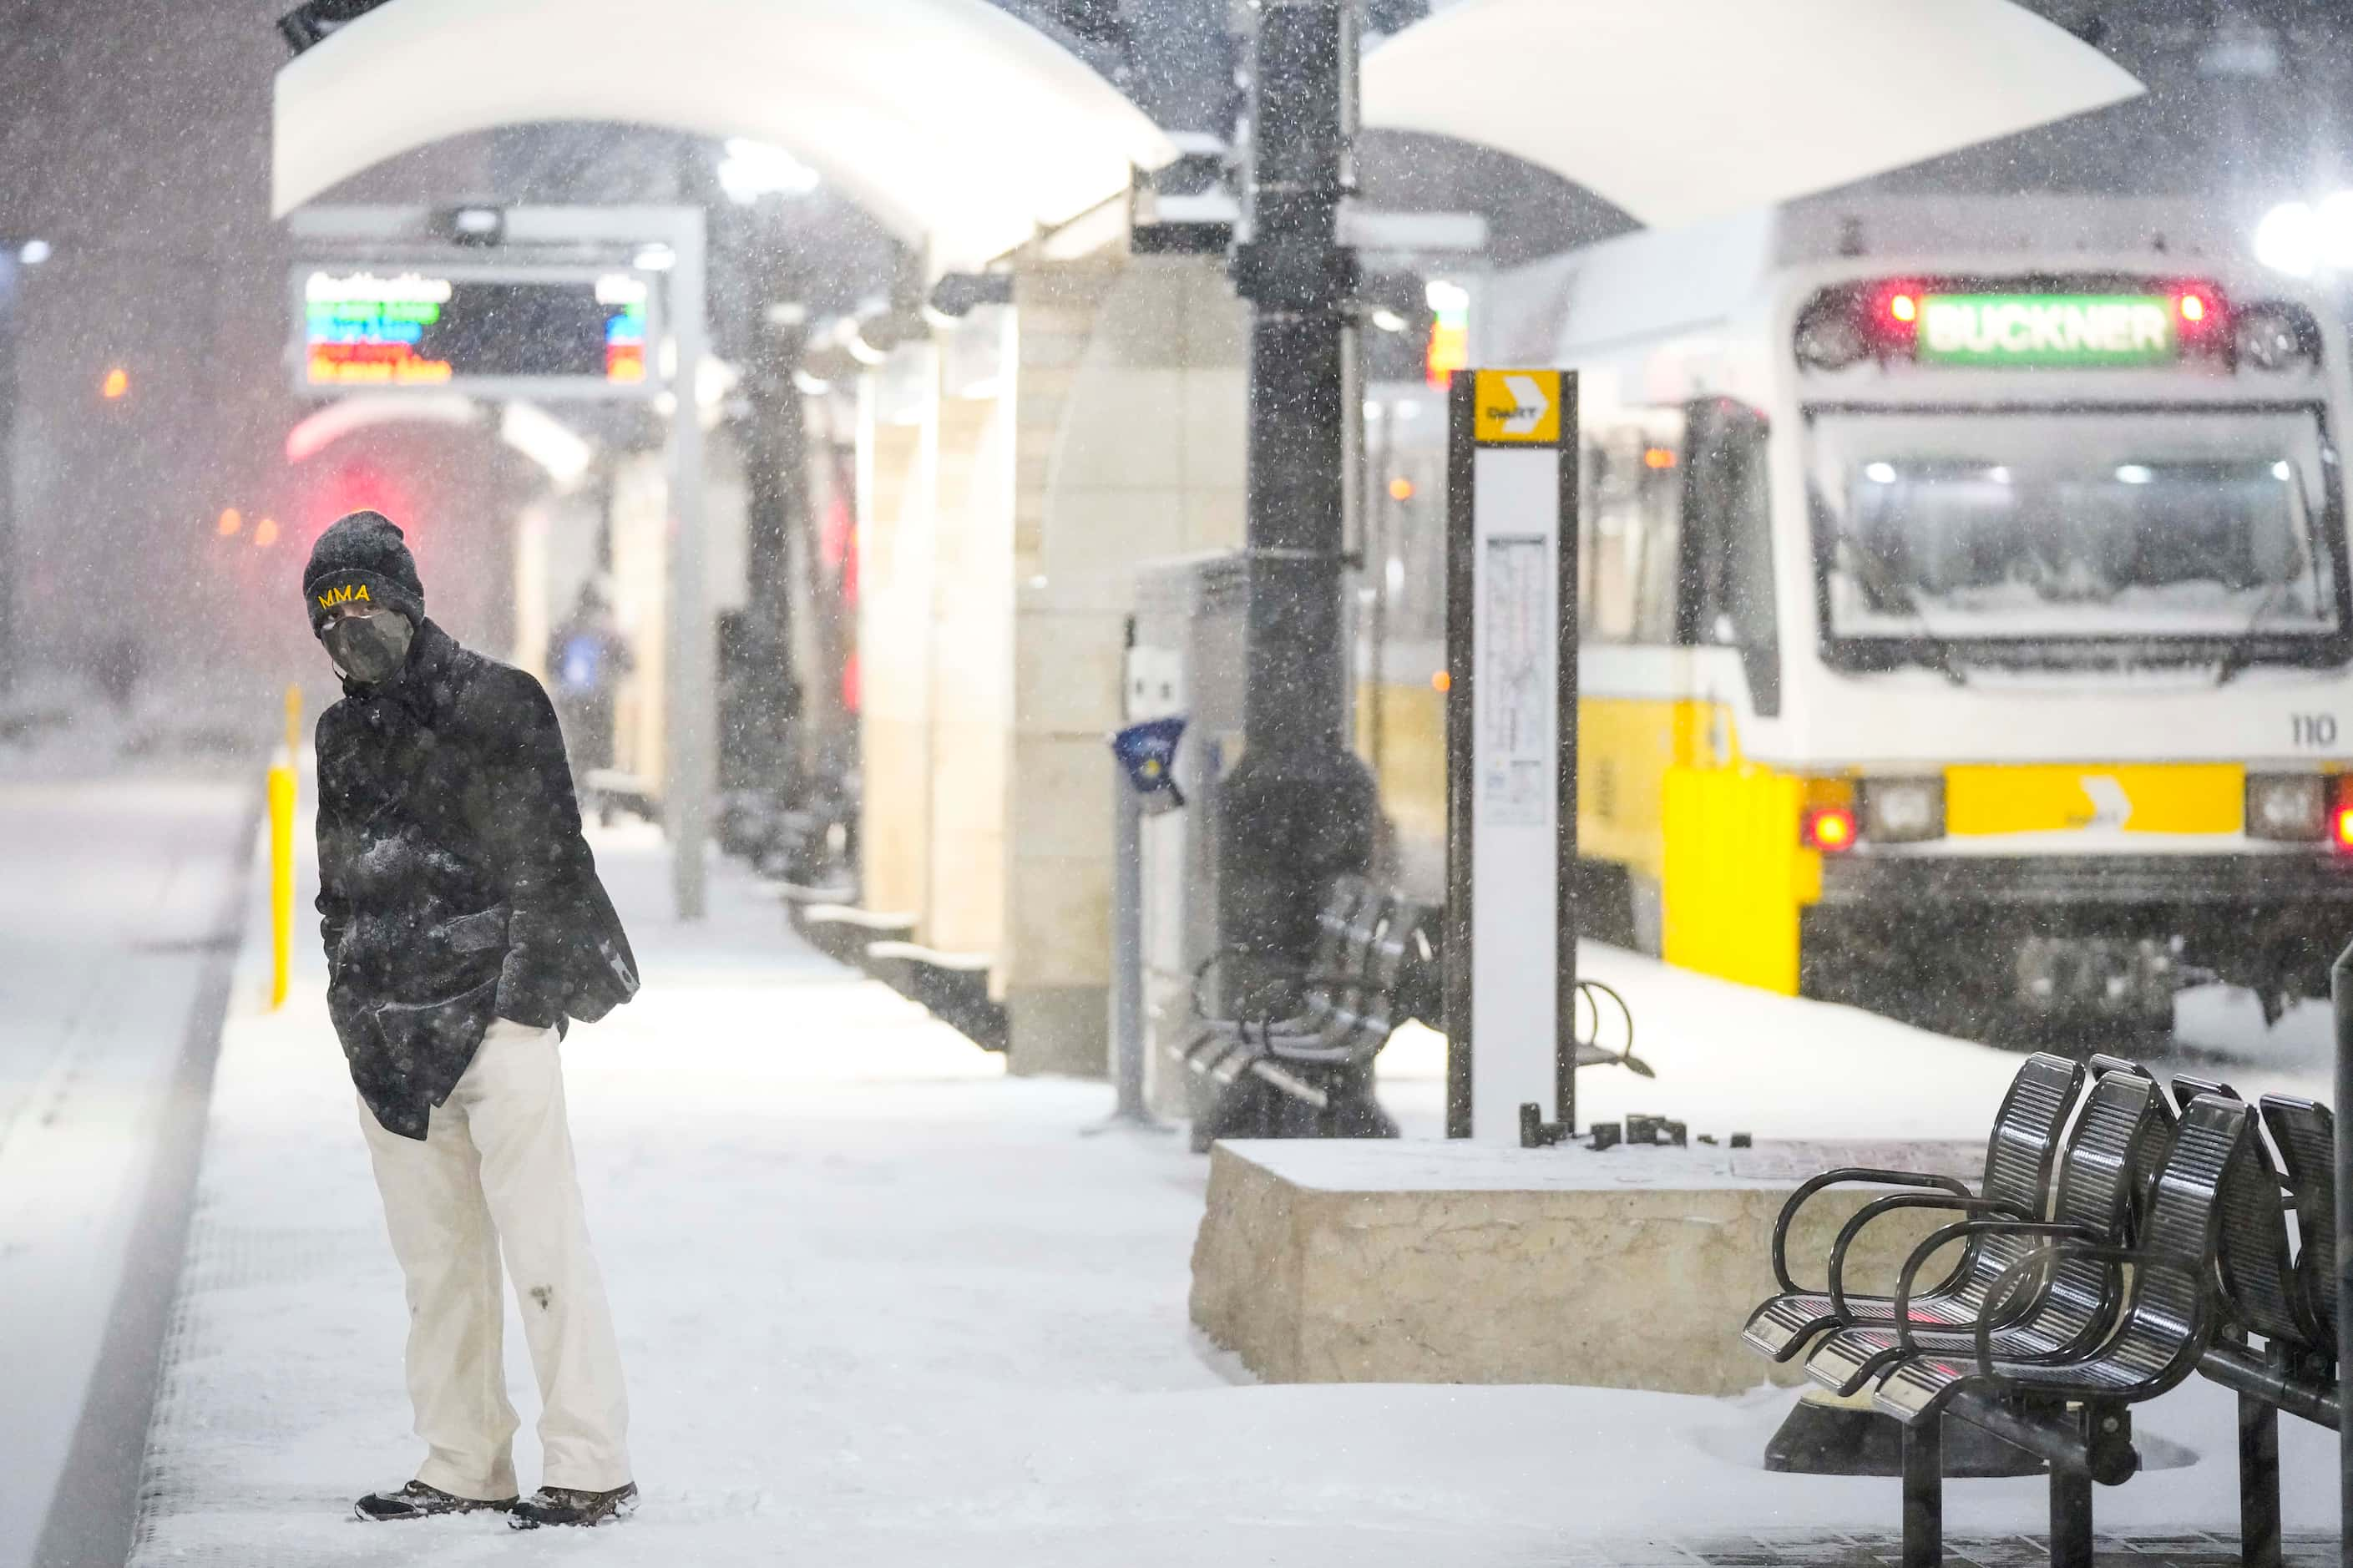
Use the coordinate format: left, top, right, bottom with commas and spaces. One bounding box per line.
1860, 777, 1945, 842
2234, 303, 2321, 372
2246, 772, 2326, 841
1794, 297, 1869, 370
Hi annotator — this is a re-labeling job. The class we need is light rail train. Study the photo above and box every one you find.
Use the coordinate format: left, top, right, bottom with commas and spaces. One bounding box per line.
1358, 200, 2353, 1040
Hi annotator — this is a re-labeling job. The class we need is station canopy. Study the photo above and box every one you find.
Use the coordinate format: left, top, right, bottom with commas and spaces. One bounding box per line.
271, 0, 1182, 270
274, 0, 2140, 266
1360, 0, 2143, 230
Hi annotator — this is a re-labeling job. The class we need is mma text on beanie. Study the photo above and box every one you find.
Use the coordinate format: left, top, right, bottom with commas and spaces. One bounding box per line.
302, 510, 425, 634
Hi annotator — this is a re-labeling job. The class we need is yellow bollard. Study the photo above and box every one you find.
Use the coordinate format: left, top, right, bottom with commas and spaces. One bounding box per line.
269, 684, 301, 1011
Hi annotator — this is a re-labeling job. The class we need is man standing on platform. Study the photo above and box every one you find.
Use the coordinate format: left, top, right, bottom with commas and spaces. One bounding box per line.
303, 509, 643, 1529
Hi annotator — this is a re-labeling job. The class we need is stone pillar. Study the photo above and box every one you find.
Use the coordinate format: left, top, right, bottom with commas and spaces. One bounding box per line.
998, 250, 1247, 1075
857, 344, 941, 924
923, 306, 1018, 957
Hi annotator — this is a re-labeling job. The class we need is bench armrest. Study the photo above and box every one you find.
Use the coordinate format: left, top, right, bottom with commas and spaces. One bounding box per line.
1825, 1193, 2011, 1322
1890, 1219, 2103, 1357
1188, 946, 1310, 1026
1771, 1168, 1976, 1296
1966, 1239, 2206, 1377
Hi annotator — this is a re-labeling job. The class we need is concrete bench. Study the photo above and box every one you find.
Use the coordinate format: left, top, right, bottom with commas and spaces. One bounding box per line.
1190, 1136, 1976, 1397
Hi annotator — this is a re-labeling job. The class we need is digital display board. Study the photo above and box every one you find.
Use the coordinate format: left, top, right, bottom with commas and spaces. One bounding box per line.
297, 269, 653, 394
1917, 294, 2176, 368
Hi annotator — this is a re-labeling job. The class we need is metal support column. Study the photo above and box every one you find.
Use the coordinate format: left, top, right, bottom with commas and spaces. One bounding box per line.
1900, 1419, 1941, 1568
739, 311, 808, 807
2048, 1459, 2094, 1568
665, 214, 713, 919
2241, 1388, 2283, 1568
1217, 0, 1377, 1024
1103, 768, 1165, 1129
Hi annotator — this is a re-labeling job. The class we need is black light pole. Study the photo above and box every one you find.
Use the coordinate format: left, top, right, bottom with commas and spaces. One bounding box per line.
739, 310, 808, 806
1212, 0, 1383, 1136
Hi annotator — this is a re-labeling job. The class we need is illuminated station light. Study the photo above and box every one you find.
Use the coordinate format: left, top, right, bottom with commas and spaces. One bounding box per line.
1424, 279, 1470, 389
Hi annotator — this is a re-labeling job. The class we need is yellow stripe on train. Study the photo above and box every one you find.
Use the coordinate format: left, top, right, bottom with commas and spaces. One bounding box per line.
1945, 764, 2243, 836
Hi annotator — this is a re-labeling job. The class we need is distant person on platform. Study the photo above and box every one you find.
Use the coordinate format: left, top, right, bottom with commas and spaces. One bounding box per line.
302, 509, 641, 1530
546, 579, 632, 787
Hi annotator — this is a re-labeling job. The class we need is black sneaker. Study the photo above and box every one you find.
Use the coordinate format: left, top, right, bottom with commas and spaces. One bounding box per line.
508, 1481, 639, 1529
354, 1480, 517, 1521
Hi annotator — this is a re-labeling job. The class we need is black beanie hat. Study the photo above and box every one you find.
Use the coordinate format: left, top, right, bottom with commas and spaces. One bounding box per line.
302, 510, 424, 634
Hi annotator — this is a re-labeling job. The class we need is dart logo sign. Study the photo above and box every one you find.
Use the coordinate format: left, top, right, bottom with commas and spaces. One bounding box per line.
1473, 370, 1561, 443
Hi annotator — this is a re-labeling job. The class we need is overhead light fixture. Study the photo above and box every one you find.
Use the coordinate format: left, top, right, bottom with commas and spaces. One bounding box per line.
439, 206, 504, 246
2255, 200, 2321, 277
1369, 308, 1407, 333
17, 239, 48, 266
632, 243, 676, 273
716, 139, 820, 205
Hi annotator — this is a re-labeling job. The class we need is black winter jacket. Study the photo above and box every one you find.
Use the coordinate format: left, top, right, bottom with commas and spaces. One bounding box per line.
316, 619, 638, 1138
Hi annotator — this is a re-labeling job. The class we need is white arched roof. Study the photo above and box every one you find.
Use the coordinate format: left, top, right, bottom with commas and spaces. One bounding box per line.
1363, 0, 2143, 230
271, 0, 1181, 270
276, 0, 2139, 268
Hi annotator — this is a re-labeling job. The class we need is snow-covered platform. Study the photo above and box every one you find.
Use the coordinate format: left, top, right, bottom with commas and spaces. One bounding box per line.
1191, 1136, 1977, 1395
120, 796, 2348, 1565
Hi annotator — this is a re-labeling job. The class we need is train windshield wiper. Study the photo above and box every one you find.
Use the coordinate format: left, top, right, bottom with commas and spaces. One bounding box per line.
1831, 529, 1969, 686
2212, 578, 2290, 688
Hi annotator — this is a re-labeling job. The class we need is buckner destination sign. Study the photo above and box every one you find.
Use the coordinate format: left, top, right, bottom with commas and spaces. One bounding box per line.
1917, 294, 2176, 367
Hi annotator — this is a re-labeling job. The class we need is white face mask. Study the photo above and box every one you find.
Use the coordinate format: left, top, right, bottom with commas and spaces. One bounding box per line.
321, 610, 414, 685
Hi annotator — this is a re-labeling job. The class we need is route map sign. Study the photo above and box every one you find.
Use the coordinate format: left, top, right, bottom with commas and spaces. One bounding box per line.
293, 267, 655, 397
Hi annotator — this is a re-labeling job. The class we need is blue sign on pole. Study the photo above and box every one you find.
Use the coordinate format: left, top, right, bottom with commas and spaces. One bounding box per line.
1111, 716, 1187, 813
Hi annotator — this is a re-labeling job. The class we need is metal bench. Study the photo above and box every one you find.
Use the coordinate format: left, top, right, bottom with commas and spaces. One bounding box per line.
1869, 1095, 2268, 1568
1799, 1067, 2167, 1398
2201, 1093, 2340, 1568
1741, 1053, 2083, 1363
1758, 1055, 2347, 1568
1175, 875, 1419, 1113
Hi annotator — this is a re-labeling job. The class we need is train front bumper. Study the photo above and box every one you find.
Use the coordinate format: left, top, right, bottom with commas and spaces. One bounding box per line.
1808, 850, 2353, 1011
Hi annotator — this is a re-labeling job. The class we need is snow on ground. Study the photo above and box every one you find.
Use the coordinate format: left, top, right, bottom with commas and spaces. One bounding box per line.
125, 800, 2345, 1565
1377, 946, 2340, 1147
0, 710, 258, 1568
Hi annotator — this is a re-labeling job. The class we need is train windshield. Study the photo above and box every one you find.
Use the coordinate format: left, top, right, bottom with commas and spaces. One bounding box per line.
1808, 407, 2344, 668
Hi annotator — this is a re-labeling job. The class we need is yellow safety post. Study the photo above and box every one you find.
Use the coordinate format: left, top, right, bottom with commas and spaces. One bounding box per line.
268, 685, 301, 1010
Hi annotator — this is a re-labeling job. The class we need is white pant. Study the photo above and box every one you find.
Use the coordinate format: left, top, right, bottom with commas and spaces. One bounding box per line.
358, 1017, 631, 1499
